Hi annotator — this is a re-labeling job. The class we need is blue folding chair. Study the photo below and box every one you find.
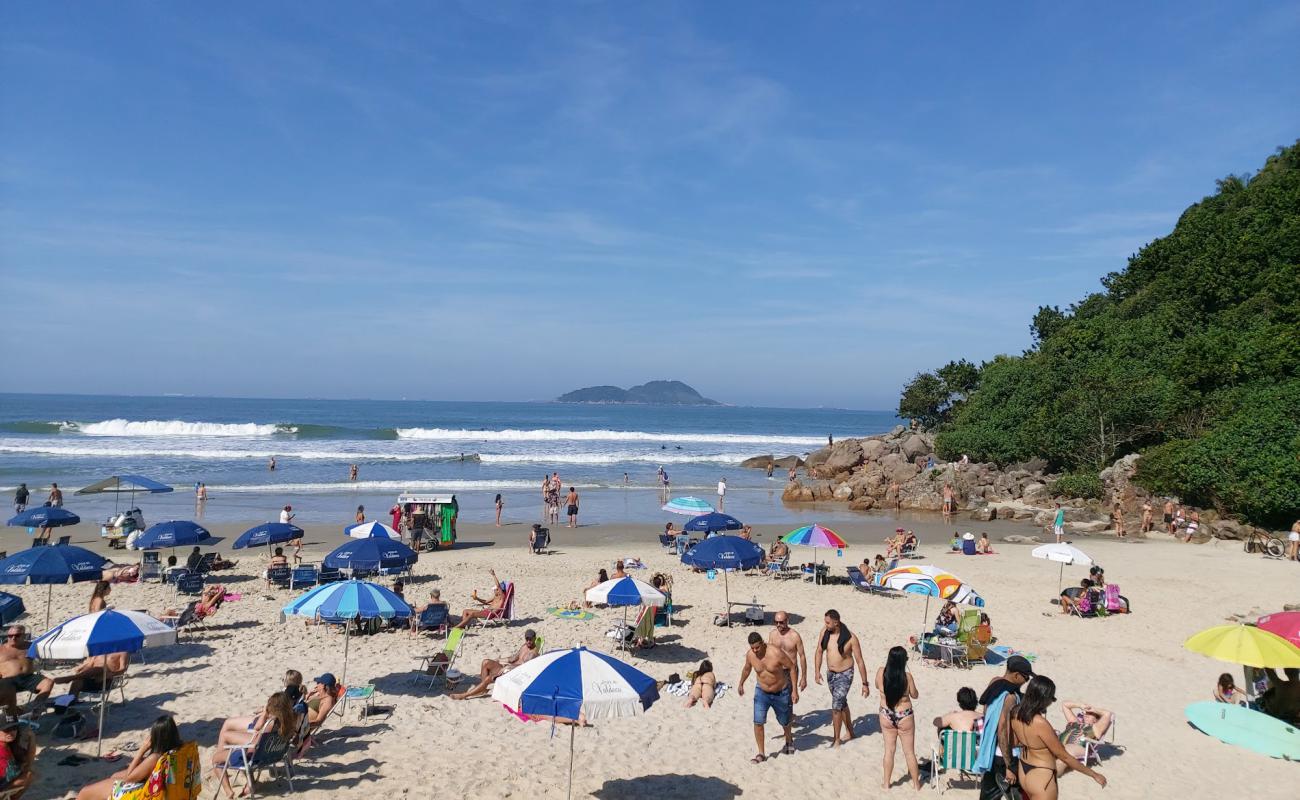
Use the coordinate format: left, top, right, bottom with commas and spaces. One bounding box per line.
266, 566, 292, 589
217, 725, 295, 798
176, 572, 205, 596
413, 604, 450, 636
289, 565, 318, 590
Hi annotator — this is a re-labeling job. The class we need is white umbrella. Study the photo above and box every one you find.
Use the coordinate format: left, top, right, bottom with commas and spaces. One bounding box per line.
584, 577, 666, 651
1031, 542, 1093, 596
28, 609, 177, 755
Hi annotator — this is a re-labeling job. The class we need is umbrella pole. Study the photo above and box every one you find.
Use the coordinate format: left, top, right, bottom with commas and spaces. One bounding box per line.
97, 663, 107, 757
45, 584, 53, 632
724, 568, 731, 627
342, 618, 352, 687
1058, 562, 1064, 597
567, 723, 575, 800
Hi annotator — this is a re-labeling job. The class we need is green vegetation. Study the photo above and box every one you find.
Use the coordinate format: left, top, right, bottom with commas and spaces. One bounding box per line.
898, 142, 1300, 527
1051, 472, 1103, 500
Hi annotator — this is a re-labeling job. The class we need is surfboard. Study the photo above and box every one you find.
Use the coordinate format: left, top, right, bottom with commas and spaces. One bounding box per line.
1185, 701, 1300, 759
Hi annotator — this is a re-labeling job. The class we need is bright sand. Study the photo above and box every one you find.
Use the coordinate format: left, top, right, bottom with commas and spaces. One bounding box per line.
5, 518, 1297, 799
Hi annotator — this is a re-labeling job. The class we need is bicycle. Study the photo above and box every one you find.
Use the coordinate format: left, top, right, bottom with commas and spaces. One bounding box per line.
1243, 530, 1286, 559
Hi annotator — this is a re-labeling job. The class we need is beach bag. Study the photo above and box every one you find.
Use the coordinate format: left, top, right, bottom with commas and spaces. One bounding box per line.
53, 711, 85, 739
1104, 584, 1124, 612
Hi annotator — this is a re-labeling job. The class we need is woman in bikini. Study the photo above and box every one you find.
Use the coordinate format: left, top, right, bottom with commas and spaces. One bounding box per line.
685, 659, 716, 708
874, 645, 921, 790
1058, 701, 1113, 762
1010, 676, 1107, 799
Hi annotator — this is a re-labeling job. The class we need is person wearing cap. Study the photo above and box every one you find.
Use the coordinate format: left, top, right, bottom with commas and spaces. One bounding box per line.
0, 711, 35, 798
0, 626, 55, 715
303, 673, 339, 728
974, 656, 1034, 800
450, 629, 540, 700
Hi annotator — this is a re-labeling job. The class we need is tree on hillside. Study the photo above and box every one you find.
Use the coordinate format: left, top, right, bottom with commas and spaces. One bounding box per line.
897, 359, 981, 429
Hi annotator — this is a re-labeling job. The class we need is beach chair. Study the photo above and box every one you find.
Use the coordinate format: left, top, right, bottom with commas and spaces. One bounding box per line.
847, 567, 876, 593
415, 627, 466, 689
1103, 584, 1127, 613
531, 527, 550, 555
289, 565, 318, 590
1081, 714, 1118, 765
175, 572, 205, 596
931, 729, 980, 794
115, 741, 200, 800
140, 551, 163, 583
160, 602, 203, 639
413, 604, 450, 637
658, 534, 675, 550
193, 552, 220, 574
266, 566, 292, 590
316, 566, 343, 584
901, 537, 919, 558
476, 583, 514, 630
766, 553, 792, 577
343, 682, 377, 719
56, 534, 72, 546
216, 723, 295, 799
955, 609, 981, 643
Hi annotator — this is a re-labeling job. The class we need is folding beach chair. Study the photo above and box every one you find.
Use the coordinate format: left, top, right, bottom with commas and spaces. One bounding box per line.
476, 583, 514, 630
531, 527, 550, 555
767, 553, 792, 577
658, 533, 675, 550
175, 572, 205, 596
931, 729, 980, 794
316, 566, 343, 584
116, 741, 200, 800
265, 566, 292, 590
57, 535, 72, 547
193, 552, 221, 574
343, 682, 377, 719
216, 723, 294, 799
289, 565, 318, 590
1081, 714, 1119, 765
955, 609, 981, 643
413, 604, 450, 637
415, 627, 466, 689
140, 551, 163, 583
159, 602, 202, 639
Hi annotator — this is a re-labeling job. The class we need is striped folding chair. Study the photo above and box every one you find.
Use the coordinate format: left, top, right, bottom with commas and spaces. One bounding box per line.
931, 729, 979, 793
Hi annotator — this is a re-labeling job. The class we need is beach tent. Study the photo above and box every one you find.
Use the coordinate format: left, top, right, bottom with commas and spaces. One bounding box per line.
233, 522, 303, 551
1030, 542, 1093, 597
28, 609, 176, 755
681, 535, 764, 625
282, 580, 410, 683
662, 497, 715, 516
491, 646, 658, 800
0, 544, 109, 628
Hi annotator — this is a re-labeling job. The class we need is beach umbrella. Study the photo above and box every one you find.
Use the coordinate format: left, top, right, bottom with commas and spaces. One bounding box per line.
1030, 542, 1093, 596
344, 521, 401, 540
0, 544, 108, 629
1183, 624, 1300, 669
75, 474, 173, 518
662, 496, 715, 516
683, 513, 743, 534
491, 646, 658, 799
323, 538, 417, 573
28, 609, 176, 755
283, 580, 411, 683
878, 564, 985, 642
781, 523, 847, 569
1256, 611, 1300, 649
585, 577, 666, 646
0, 592, 25, 626
232, 522, 303, 551
682, 535, 764, 625
133, 520, 211, 550
7, 507, 81, 530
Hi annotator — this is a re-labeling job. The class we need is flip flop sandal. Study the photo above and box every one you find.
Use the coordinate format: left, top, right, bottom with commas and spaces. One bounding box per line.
783, 744, 796, 755
751, 754, 766, 764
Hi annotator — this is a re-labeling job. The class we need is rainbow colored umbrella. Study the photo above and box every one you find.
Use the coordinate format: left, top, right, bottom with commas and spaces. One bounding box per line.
781, 523, 847, 569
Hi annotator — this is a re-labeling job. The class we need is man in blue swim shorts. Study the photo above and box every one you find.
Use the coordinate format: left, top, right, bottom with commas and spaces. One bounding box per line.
737, 631, 800, 763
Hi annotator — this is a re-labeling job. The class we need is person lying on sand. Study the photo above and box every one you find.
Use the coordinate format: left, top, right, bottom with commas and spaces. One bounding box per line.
53, 651, 129, 697
450, 629, 539, 700
685, 660, 717, 709
455, 569, 507, 628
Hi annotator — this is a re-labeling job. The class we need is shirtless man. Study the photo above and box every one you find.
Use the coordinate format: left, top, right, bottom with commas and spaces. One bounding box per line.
737, 631, 799, 763
1163, 499, 1176, 535
0, 626, 55, 714
455, 569, 508, 628
767, 612, 808, 702
53, 650, 129, 697
813, 609, 869, 747
889, 481, 902, 510
451, 629, 540, 700
942, 483, 954, 524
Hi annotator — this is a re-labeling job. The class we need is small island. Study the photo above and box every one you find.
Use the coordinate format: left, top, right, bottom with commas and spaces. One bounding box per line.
556, 380, 720, 405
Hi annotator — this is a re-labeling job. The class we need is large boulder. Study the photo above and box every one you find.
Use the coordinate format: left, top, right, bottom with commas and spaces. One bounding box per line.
820, 440, 865, 475
782, 481, 814, 502
803, 446, 831, 471
849, 496, 876, 511
740, 455, 775, 469
832, 483, 855, 501
862, 439, 888, 461
900, 434, 931, 461
880, 453, 919, 484
1021, 482, 1051, 504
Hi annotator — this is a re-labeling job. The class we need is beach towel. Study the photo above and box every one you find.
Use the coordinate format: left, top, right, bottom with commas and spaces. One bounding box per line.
662, 680, 729, 701
973, 691, 1011, 774
984, 645, 1037, 666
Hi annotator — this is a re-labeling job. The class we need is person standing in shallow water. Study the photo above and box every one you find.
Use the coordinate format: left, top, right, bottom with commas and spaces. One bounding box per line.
566, 487, 579, 528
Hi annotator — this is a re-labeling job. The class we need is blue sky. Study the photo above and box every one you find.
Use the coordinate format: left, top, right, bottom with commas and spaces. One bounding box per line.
2, 2, 1297, 409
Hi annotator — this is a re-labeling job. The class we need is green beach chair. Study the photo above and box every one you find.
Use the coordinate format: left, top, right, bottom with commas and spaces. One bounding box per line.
931, 729, 979, 793
415, 627, 466, 689
955, 609, 980, 643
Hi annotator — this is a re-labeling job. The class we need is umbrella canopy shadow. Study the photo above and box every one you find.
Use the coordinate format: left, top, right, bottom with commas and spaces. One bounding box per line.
134, 641, 215, 665
592, 774, 742, 799
632, 636, 706, 663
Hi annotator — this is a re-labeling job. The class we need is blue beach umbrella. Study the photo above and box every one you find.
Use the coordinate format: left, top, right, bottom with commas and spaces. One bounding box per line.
584, 577, 667, 642
7, 507, 81, 530
0, 544, 109, 628
283, 580, 411, 683
683, 512, 743, 534
343, 521, 400, 540
682, 535, 765, 622
75, 474, 173, 519
323, 537, 417, 573
491, 646, 658, 800
662, 496, 715, 516
233, 522, 303, 550
134, 520, 211, 550
28, 608, 176, 755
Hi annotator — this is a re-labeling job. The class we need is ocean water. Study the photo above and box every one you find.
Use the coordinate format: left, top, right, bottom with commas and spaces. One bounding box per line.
0, 394, 899, 525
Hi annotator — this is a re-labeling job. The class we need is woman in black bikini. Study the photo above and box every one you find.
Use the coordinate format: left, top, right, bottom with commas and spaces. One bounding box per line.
874, 645, 920, 790
1010, 676, 1107, 799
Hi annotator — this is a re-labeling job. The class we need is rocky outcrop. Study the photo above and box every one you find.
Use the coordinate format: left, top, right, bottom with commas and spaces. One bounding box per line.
739, 454, 804, 470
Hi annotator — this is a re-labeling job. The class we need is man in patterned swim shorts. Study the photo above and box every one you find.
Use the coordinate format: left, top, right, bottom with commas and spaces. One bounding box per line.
814, 609, 869, 747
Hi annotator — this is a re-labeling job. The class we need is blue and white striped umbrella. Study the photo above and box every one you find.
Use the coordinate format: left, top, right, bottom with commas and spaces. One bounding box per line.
584, 577, 665, 608
282, 579, 411, 623
283, 579, 411, 684
28, 608, 177, 756
491, 646, 659, 799
662, 496, 715, 516
344, 521, 400, 540
323, 537, 417, 572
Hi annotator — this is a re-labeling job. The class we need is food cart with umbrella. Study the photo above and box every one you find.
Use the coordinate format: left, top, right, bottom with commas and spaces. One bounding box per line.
282, 579, 411, 684
76, 475, 173, 548
0, 544, 108, 629
681, 535, 765, 626
7, 507, 81, 545
27, 609, 176, 755
491, 646, 659, 800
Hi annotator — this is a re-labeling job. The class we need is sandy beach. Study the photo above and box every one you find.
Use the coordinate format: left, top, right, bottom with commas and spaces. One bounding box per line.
2, 513, 1296, 800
